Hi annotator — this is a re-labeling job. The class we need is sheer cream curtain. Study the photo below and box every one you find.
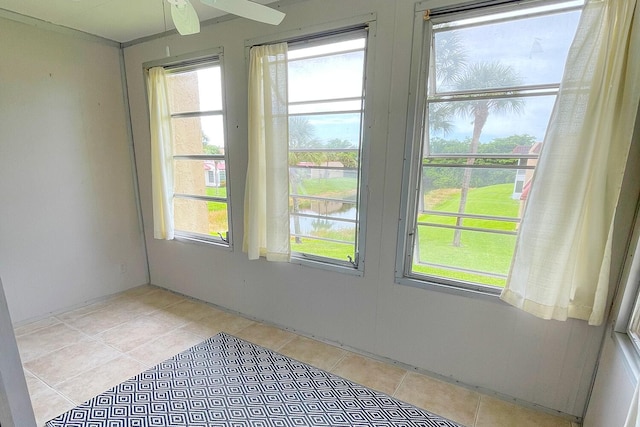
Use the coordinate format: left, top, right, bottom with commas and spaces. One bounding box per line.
501, 0, 640, 325
243, 43, 291, 261
147, 67, 175, 240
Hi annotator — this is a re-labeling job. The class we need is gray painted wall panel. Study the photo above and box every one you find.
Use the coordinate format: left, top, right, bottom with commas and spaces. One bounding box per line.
0, 18, 148, 323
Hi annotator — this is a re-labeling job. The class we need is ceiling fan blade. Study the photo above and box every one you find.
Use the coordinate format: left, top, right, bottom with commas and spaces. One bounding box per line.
170, 0, 201, 35
201, 0, 285, 25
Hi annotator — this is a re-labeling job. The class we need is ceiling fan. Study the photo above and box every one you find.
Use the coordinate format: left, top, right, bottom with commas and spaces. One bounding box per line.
167, 0, 286, 35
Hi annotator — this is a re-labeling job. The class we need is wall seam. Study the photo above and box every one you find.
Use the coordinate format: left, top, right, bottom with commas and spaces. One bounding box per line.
119, 47, 151, 285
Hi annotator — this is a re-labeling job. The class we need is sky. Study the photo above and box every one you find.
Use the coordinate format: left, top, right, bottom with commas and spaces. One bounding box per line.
197, 66, 225, 150
288, 41, 365, 146
195, 2, 583, 148
433, 4, 582, 143
197, 40, 366, 148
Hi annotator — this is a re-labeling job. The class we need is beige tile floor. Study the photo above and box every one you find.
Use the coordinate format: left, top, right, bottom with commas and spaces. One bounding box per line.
14, 285, 581, 427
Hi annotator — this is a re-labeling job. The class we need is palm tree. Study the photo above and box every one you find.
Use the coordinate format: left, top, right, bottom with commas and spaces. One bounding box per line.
289, 116, 317, 150
426, 32, 525, 247
448, 61, 524, 246
428, 31, 467, 138
428, 103, 456, 138
433, 31, 467, 90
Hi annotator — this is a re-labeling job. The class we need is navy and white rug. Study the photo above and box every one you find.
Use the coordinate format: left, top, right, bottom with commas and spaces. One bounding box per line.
46, 332, 462, 426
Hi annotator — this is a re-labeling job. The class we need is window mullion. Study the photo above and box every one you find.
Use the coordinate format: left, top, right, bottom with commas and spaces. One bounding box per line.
174, 154, 226, 161
174, 194, 227, 203
171, 110, 224, 119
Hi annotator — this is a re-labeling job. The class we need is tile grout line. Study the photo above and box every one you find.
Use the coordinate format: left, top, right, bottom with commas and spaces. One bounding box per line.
14, 318, 63, 338
24, 367, 79, 426
19, 333, 92, 365
391, 370, 409, 398
472, 394, 483, 427
327, 352, 348, 373
21, 292, 188, 399
55, 292, 190, 343
18, 288, 194, 425
274, 331, 298, 352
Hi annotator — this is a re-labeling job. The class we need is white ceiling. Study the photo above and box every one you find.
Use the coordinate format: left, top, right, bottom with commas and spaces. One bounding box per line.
0, 0, 278, 43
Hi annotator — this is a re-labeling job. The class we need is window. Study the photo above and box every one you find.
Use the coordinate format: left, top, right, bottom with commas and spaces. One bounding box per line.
286, 28, 370, 269
163, 56, 231, 245
630, 304, 640, 353
624, 217, 640, 352
398, 1, 582, 292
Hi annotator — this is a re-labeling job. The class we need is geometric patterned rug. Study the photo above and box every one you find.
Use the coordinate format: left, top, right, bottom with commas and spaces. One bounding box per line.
46, 332, 462, 426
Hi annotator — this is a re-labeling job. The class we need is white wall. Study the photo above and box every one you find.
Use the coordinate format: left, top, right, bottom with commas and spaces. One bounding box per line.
0, 17, 148, 323
124, 0, 628, 418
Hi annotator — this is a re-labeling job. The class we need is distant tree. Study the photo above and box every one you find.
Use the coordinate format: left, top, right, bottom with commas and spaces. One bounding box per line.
325, 138, 358, 168
422, 137, 468, 191
428, 137, 471, 155
448, 62, 525, 247
423, 135, 537, 191
202, 134, 221, 155
203, 145, 221, 155
474, 134, 536, 186
478, 134, 536, 154
326, 138, 354, 149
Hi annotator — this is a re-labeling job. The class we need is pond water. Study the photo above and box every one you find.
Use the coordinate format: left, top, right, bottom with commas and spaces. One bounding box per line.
292, 207, 357, 234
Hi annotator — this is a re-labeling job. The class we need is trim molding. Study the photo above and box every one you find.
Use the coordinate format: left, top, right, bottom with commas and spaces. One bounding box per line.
0, 7, 120, 47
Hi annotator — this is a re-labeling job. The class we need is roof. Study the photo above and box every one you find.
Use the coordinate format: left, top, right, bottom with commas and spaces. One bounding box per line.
204, 160, 225, 171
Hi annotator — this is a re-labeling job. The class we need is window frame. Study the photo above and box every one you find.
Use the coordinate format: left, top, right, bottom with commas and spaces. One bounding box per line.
396, 0, 582, 296
620, 208, 640, 349
609, 196, 640, 373
143, 47, 233, 249
246, 15, 377, 276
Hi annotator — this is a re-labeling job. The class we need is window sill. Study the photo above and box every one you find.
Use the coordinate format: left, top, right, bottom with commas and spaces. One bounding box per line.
395, 274, 503, 302
290, 255, 364, 277
174, 234, 233, 251
614, 331, 640, 381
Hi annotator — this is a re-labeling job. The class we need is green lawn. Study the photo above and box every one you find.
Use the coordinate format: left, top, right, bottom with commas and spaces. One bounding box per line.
206, 187, 227, 212
291, 235, 355, 262
413, 183, 520, 287
296, 177, 357, 199
290, 181, 520, 287
216, 174, 518, 286
204, 187, 229, 236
